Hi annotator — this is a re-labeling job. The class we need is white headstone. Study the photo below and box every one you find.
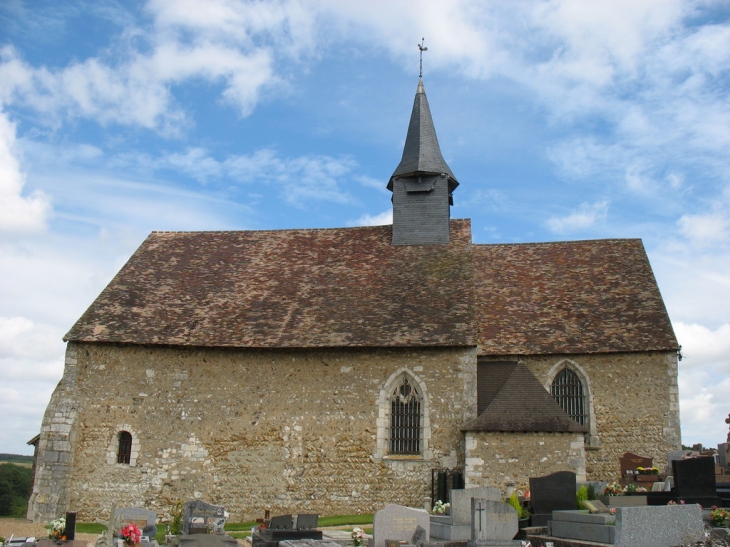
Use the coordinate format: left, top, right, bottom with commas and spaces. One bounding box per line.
373, 505, 430, 547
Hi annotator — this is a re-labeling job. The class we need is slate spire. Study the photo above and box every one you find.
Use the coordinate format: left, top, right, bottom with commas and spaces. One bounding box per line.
389, 78, 458, 245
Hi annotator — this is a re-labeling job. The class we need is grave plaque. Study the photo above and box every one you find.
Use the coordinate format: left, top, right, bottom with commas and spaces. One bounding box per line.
373, 504, 430, 547
469, 499, 517, 542
581, 500, 609, 514
411, 525, 427, 547
529, 471, 577, 527
182, 500, 226, 536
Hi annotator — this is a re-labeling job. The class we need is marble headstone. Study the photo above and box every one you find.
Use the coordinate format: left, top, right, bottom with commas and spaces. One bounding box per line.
373, 505, 430, 547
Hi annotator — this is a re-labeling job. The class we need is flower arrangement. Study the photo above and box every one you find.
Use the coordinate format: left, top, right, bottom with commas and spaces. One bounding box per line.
667, 500, 685, 505
604, 482, 623, 496
636, 466, 660, 475
710, 506, 729, 527
351, 527, 366, 547
432, 500, 450, 514
48, 517, 67, 541
120, 523, 142, 545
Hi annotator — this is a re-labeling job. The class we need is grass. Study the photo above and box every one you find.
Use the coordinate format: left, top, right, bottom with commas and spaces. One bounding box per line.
72, 514, 375, 542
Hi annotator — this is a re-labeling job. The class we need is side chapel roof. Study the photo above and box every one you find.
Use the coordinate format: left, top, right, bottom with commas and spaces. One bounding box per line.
463, 361, 587, 433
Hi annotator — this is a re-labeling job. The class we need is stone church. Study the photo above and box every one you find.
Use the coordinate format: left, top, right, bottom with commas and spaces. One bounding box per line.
28, 78, 681, 523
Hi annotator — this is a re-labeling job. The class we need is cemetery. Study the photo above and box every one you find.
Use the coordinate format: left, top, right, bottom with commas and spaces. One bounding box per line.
8, 429, 730, 547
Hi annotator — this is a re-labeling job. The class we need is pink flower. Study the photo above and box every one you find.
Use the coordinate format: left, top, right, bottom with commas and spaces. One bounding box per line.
120, 523, 142, 545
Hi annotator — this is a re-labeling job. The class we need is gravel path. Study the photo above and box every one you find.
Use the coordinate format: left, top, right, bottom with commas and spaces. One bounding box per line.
0, 519, 98, 546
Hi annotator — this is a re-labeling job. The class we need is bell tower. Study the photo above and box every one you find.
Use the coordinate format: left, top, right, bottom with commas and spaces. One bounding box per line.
388, 77, 458, 245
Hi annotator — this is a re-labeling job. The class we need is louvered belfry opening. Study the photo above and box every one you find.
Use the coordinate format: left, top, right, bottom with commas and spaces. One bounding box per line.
390, 377, 422, 454
117, 431, 132, 464
551, 368, 586, 425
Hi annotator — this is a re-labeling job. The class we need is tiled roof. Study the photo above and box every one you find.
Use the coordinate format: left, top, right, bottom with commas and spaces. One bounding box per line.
473, 239, 679, 355
64, 221, 476, 348
65, 223, 678, 355
464, 361, 587, 433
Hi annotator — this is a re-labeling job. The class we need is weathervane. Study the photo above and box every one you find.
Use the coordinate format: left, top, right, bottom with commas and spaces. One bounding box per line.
418, 38, 428, 78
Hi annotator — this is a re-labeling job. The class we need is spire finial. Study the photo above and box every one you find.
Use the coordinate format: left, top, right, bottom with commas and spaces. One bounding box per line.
418, 38, 428, 78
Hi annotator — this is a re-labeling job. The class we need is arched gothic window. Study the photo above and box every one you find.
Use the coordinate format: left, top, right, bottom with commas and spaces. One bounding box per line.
390, 377, 422, 455
117, 431, 132, 464
551, 368, 587, 426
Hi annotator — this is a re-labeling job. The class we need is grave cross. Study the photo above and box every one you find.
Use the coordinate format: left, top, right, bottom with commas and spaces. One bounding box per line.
475, 501, 485, 531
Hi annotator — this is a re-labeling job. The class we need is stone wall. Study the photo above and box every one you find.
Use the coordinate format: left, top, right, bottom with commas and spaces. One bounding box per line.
464, 431, 586, 491
30, 342, 477, 522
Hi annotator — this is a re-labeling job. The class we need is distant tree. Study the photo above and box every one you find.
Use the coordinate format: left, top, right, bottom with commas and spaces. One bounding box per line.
0, 463, 32, 517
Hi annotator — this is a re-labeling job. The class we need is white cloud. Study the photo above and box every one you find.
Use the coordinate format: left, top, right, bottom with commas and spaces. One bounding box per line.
546, 200, 608, 234
678, 212, 730, 246
0, 111, 51, 234
351, 209, 392, 227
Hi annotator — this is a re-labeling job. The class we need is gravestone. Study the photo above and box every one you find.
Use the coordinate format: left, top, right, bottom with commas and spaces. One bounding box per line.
672, 456, 720, 506
619, 452, 652, 478
373, 504, 430, 547
253, 514, 322, 547
450, 487, 501, 526
114, 507, 158, 540
529, 471, 577, 527
430, 487, 501, 542
182, 500, 226, 535
614, 504, 704, 547
467, 499, 519, 547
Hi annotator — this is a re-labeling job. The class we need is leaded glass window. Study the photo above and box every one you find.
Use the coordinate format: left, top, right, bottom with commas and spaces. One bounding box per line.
551, 368, 587, 426
390, 377, 422, 455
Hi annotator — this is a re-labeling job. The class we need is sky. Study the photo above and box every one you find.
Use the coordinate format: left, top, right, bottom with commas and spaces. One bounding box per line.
1, 0, 729, 456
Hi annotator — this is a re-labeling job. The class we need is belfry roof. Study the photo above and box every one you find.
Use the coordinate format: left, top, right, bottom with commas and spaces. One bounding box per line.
387, 79, 457, 191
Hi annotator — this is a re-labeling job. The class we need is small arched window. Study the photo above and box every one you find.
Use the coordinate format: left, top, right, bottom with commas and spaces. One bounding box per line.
117, 431, 132, 464
390, 377, 422, 455
551, 368, 587, 426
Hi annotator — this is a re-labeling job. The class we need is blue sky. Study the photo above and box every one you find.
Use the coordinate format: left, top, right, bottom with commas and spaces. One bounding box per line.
1, 0, 729, 455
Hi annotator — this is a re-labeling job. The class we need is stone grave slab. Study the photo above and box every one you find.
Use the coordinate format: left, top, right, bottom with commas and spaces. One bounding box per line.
672, 456, 720, 506
179, 536, 237, 547
373, 504, 430, 547
548, 510, 616, 544
614, 504, 704, 547
468, 499, 518, 543
279, 541, 341, 547
529, 471, 576, 527
253, 515, 322, 547
182, 500, 226, 536
296, 515, 319, 530
114, 507, 157, 539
